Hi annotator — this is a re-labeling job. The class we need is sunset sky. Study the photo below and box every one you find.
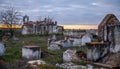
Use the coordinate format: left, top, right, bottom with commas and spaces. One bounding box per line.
60, 25, 98, 29
0, 0, 120, 29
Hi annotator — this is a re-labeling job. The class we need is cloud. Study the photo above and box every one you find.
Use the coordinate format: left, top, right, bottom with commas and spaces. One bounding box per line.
91, 3, 100, 6
0, 0, 119, 25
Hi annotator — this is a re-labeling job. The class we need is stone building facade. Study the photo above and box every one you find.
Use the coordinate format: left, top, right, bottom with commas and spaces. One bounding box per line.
22, 15, 63, 35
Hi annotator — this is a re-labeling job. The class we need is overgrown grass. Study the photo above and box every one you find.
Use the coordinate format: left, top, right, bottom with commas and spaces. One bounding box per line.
37, 64, 58, 69
0, 34, 87, 69
0, 35, 48, 69
41, 49, 64, 65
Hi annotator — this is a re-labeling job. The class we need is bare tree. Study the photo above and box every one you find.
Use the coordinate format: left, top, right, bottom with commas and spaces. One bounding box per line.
0, 7, 22, 37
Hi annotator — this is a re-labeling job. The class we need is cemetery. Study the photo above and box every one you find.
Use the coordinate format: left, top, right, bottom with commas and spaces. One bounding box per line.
0, 13, 120, 69
0, 34, 87, 69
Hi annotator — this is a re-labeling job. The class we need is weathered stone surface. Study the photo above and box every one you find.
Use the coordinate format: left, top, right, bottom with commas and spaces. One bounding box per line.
48, 42, 61, 50
86, 42, 109, 62
82, 34, 91, 46
48, 38, 62, 50
22, 26, 28, 35
68, 37, 81, 46
61, 40, 72, 47
110, 26, 120, 53
48, 34, 92, 50
95, 14, 120, 67
27, 60, 46, 69
22, 46, 41, 60
56, 62, 86, 69
98, 14, 119, 41
27, 60, 46, 65
64, 34, 92, 46
106, 53, 120, 67
48, 39, 73, 50
63, 49, 79, 62
51, 34, 57, 41
87, 64, 106, 69
0, 43, 5, 56
98, 14, 120, 53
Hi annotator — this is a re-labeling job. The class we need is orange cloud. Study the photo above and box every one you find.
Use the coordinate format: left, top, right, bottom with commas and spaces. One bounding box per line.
0, 25, 22, 29
60, 25, 98, 29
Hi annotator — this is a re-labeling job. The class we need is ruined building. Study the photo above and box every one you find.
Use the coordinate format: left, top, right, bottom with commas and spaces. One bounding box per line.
98, 14, 119, 41
22, 15, 63, 35
23, 15, 29, 25
86, 14, 120, 68
98, 14, 120, 53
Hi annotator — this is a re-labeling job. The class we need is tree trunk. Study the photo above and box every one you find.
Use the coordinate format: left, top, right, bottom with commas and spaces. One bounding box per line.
10, 28, 14, 38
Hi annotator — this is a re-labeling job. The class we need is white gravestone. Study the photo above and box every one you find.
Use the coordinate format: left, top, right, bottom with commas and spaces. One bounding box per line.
0, 43, 5, 56
22, 46, 41, 60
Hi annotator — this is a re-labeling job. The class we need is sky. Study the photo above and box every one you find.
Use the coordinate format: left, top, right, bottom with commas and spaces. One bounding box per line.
0, 0, 120, 26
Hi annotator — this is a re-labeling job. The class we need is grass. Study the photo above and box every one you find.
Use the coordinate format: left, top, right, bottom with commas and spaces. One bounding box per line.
42, 49, 64, 65
0, 34, 87, 69
37, 64, 58, 69
0, 35, 49, 69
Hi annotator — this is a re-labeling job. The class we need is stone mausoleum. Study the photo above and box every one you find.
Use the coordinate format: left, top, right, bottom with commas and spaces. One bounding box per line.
98, 14, 120, 53
87, 14, 120, 68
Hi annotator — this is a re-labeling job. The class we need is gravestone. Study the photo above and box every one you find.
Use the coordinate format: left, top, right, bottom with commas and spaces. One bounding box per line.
48, 43, 61, 50
86, 42, 108, 61
52, 34, 57, 41
57, 62, 86, 69
27, 60, 46, 69
0, 43, 5, 56
22, 46, 41, 60
63, 49, 78, 62
22, 26, 28, 35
